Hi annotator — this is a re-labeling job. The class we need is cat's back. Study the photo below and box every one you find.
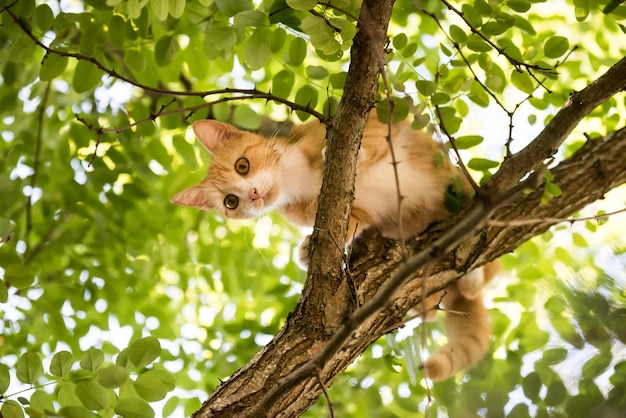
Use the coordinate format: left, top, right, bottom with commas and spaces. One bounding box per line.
355, 114, 461, 238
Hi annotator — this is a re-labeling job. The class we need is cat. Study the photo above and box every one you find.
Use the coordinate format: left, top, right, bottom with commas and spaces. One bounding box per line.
171, 111, 496, 381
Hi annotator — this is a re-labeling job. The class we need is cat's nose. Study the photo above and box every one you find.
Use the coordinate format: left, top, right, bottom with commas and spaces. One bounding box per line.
249, 188, 262, 200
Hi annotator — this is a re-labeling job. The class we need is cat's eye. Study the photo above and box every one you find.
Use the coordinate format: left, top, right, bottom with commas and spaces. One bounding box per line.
224, 194, 239, 209
235, 157, 250, 175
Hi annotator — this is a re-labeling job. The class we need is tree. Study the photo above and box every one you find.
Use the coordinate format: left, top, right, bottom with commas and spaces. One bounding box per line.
1, 0, 626, 417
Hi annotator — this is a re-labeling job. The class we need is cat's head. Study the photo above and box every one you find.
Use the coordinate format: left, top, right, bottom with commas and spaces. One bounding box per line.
171, 120, 283, 219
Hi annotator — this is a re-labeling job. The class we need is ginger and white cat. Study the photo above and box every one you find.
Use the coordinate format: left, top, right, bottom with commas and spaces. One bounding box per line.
172, 111, 495, 381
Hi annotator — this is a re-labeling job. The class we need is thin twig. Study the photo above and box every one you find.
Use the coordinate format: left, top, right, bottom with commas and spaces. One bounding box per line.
433, 105, 480, 192
316, 371, 335, 418
489, 206, 626, 227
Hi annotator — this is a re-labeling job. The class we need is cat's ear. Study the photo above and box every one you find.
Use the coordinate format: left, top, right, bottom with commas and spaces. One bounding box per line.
171, 184, 214, 211
192, 120, 239, 155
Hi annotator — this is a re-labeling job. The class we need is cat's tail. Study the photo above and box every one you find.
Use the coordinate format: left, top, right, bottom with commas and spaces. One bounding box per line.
422, 261, 499, 381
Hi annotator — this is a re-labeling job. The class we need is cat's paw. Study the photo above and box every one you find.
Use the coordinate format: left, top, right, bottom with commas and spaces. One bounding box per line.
297, 235, 312, 268
456, 269, 484, 300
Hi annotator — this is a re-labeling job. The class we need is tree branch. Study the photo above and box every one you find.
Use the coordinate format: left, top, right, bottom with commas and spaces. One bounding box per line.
486, 55, 626, 194
193, 52, 626, 416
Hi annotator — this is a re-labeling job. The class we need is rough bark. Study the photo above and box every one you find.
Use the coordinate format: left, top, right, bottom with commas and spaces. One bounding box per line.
192, 13, 626, 418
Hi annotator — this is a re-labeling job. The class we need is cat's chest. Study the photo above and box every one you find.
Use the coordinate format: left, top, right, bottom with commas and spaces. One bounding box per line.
278, 148, 323, 204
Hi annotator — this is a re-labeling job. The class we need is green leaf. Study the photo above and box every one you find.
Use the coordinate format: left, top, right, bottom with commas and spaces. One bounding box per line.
449, 24, 467, 43
34, 4, 55, 31
544, 380, 567, 406
243, 29, 271, 70
294, 85, 319, 120
572, 232, 588, 247
461, 4, 482, 27
393, 33, 408, 50
301, 15, 339, 54
169, 0, 186, 18
16, 352, 43, 384
205, 24, 239, 53
544, 36, 569, 58
401, 43, 417, 58
544, 295, 566, 314
50, 351, 74, 377
416, 80, 437, 96
108, 15, 127, 49
272, 69, 295, 99
184, 397, 202, 416
128, 337, 161, 369
75, 381, 111, 410
468, 158, 500, 171
151, 0, 169, 21
289, 37, 307, 66
329, 71, 347, 89
127, 0, 144, 18
582, 351, 612, 379
58, 405, 94, 418
0, 363, 10, 393
541, 347, 568, 365
9, 37, 37, 63
522, 371, 542, 401
155, 36, 180, 67
115, 398, 155, 418
133, 369, 176, 401
467, 35, 492, 52
454, 135, 483, 149
511, 70, 535, 94
270, 27, 286, 52
72, 61, 103, 93
234, 10, 267, 27
215, 0, 252, 16
0, 280, 7, 303
1, 400, 24, 418
508, 403, 530, 418
80, 348, 104, 373
431, 92, 451, 105
233, 106, 262, 130
544, 182, 562, 197
287, 0, 317, 11
4, 265, 35, 289
482, 22, 507, 36
162, 396, 179, 416
306, 65, 329, 80
30, 390, 55, 415
474, 0, 493, 15
126, 49, 147, 73
508, 0, 531, 12
98, 365, 129, 388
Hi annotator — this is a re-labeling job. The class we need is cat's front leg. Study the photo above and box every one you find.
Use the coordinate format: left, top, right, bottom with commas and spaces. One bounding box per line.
297, 234, 312, 268
297, 213, 369, 268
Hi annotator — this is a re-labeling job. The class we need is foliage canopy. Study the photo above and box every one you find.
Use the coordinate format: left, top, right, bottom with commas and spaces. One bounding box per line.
1, 0, 626, 416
